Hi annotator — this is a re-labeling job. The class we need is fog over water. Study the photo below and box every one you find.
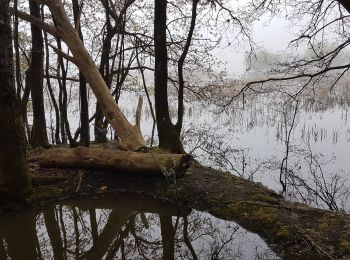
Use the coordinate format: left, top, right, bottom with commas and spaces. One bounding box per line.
218, 15, 295, 76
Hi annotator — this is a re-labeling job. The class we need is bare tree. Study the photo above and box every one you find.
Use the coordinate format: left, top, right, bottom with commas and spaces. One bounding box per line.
12, 0, 146, 150
28, 0, 49, 147
0, 0, 29, 198
72, 0, 90, 147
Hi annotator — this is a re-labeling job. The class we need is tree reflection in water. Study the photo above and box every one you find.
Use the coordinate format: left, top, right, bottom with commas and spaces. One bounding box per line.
0, 195, 279, 259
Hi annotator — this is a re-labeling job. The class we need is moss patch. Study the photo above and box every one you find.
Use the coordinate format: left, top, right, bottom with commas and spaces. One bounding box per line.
29, 185, 66, 202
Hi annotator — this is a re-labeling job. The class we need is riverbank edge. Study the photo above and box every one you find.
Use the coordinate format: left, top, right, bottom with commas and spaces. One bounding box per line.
0, 155, 349, 259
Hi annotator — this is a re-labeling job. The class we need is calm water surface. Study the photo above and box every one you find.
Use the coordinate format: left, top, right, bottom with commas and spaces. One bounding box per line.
0, 195, 279, 260
36, 90, 350, 211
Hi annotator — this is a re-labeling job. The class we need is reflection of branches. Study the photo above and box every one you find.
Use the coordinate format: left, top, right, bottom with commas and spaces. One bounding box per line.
43, 208, 65, 260
0, 197, 278, 259
82, 209, 133, 260
72, 207, 80, 258
105, 226, 130, 260
58, 205, 68, 259
209, 225, 239, 260
283, 144, 350, 211
183, 123, 269, 180
160, 215, 175, 260
89, 209, 98, 244
183, 216, 198, 260
280, 98, 299, 194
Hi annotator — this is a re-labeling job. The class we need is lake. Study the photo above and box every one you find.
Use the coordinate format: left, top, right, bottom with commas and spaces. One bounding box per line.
34, 86, 350, 212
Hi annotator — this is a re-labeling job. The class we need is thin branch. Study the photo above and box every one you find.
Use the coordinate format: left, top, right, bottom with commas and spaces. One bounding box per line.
48, 43, 77, 65
226, 62, 350, 107
8, 7, 60, 38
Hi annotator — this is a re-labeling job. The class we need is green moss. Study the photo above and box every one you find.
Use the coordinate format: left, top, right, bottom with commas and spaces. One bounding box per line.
251, 193, 279, 204
276, 225, 292, 238
29, 185, 64, 202
318, 215, 340, 230
289, 212, 299, 221
291, 204, 314, 214
254, 206, 279, 224
208, 193, 226, 202
225, 201, 279, 223
30, 175, 67, 187
340, 240, 350, 253
344, 223, 350, 230
223, 173, 246, 185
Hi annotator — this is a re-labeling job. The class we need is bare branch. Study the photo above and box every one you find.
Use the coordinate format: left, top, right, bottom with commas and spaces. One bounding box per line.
226, 62, 350, 107
8, 7, 60, 38
48, 43, 77, 65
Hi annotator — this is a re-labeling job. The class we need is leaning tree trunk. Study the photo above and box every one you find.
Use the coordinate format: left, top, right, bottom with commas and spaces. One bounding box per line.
47, 0, 145, 150
12, 0, 145, 150
28, 0, 49, 147
0, 0, 30, 198
154, 0, 184, 153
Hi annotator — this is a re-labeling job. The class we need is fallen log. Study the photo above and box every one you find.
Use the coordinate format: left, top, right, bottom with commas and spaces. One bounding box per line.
38, 147, 190, 176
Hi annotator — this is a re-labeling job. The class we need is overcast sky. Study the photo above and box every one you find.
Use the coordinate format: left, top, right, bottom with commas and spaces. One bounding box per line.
216, 15, 296, 77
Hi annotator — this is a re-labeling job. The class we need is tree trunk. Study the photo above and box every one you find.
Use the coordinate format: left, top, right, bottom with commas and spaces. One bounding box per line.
154, 0, 184, 153
12, 0, 145, 150
0, 213, 39, 259
95, 9, 113, 143
37, 147, 190, 176
160, 215, 175, 260
28, 0, 49, 147
95, 4, 124, 144
13, 0, 23, 100
82, 209, 132, 260
43, 208, 65, 260
54, 34, 77, 147
72, 0, 89, 147
46, 0, 145, 150
0, 0, 29, 198
43, 26, 61, 144
176, 0, 199, 134
94, 104, 107, 143
338, 0, 350, 13
21, 70, 31, 142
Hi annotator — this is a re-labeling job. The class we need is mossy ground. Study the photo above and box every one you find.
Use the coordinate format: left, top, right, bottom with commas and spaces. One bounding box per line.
0, 151, 349, 259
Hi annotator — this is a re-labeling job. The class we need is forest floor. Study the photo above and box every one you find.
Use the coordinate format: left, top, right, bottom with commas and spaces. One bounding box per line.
0, 148, 349, 259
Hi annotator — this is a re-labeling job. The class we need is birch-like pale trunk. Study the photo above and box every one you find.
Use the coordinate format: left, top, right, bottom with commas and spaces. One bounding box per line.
11, 0, 145, 150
